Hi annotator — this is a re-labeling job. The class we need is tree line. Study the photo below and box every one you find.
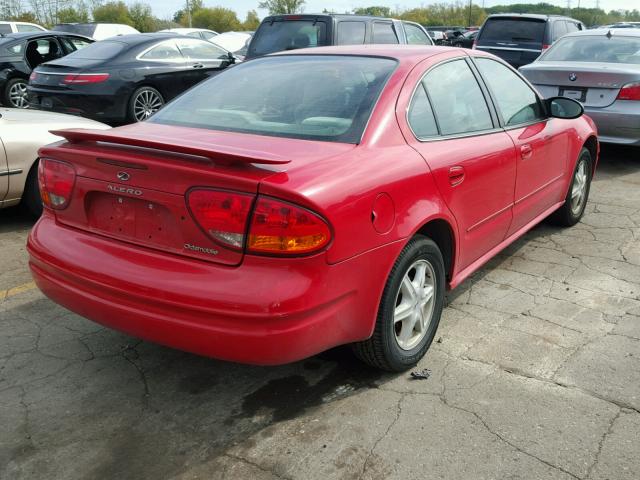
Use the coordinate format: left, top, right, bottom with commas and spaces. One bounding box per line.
1, 0, 639, 33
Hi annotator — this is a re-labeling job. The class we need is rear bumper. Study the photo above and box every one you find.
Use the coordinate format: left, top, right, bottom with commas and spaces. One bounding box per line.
27, 86, 127, 123
27, 213, 401, 365
584, 101, 640, 146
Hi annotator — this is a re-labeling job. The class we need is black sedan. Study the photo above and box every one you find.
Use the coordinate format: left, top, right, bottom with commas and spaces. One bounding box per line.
452, 30, 478, 49
0, 32, 93, 108
28, 33, 234, 124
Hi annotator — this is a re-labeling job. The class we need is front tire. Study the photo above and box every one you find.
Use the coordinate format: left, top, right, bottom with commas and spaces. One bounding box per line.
549, 147, 592, 227
128, 86, 164, 123
4, 78, 29, 108
353, 235, 445, 372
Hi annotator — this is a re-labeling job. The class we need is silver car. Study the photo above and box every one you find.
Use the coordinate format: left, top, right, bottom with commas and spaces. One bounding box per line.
520, 29, 640, 146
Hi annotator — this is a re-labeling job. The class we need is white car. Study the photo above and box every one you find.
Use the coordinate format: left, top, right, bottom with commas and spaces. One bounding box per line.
0, 108, 109, 216
51, 23, 140, 41
0, 21, 47, 34
158, 28, 218, 41
211, 32, 252, 60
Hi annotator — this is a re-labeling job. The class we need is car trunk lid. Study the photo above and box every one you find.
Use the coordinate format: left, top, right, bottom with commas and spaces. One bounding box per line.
521, 62, 640, 107
40, 123, 354, 266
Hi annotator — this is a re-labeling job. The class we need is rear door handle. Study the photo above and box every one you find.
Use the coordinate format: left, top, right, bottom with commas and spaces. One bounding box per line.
448, 166, 465, 186
192, 63, 205, 69
520, 144, 533, 160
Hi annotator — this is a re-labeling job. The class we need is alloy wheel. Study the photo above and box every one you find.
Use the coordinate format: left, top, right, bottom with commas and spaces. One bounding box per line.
393, 259, 436, 350
570, 159, 588, 215
9, 81, 29, 108
133, 89, 163, 122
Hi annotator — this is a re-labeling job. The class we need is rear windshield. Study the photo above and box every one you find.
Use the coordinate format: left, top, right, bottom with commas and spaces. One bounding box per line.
480, 18, 546, 45
53, 24, 96, 37
66, 40, 126, 59
542, 35, 640, 64
248, 20, 328, 57
150, 55, 397, 144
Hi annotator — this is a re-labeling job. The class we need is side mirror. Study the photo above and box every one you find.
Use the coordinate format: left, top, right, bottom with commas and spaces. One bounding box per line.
227, 51, 236, 65
547, 97, 584, 119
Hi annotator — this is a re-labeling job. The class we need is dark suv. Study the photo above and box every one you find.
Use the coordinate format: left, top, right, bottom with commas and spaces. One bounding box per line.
245, 14, 433, 59
474, 14, 584, 68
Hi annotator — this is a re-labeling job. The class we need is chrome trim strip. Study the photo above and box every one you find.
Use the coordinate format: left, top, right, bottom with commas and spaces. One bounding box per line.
476, 46, 542, 53
0, 169, 23, 177
467, 202, 514, 232
514, 173, 564, 205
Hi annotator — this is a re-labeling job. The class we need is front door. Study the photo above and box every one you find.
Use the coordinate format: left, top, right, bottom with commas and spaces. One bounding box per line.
473, 57, 569, 235
175, 38, 230, 90
0, 136, 9, 203
403, 57, 517, 270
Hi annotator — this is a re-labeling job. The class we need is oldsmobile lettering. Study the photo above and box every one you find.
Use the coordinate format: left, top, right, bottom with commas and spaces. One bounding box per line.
107, 184, 143, 196
184, 243, 219, 256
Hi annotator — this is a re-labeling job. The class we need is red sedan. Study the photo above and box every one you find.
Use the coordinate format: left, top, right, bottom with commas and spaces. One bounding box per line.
28, 45, 598, 371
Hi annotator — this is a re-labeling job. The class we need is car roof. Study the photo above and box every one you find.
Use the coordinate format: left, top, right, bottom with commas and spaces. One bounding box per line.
97, 32, 184, 45
161, 28, 216, 33
262, 13, 399, 22
562, 28, 640, 38
485, 13, 579, 21
270, 44, 460, 63
0, 31, 92, 42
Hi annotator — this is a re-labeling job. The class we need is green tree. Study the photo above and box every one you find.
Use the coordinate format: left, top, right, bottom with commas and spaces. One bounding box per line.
243, 10, 260, 30
192, 7, 241, 32
258, 0, 306, 15
398, 8, 429, 24
353, 6, 392, 17
129, 2, 157, 32
92, 1, 133, 25
57, 6, 90, 23
173, 0, 204, 25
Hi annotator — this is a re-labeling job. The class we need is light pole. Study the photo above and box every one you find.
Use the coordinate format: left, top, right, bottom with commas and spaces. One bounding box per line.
468, 0, 472, 28
186, 0, 192, 27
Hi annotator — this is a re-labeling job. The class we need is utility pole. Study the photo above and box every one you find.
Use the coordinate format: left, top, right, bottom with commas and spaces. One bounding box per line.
186, 0, 192, 27
468, 0, 472, 27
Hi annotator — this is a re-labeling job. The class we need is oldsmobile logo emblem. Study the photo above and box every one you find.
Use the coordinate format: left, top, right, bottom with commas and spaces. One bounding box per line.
117, 171, 130, 181
569, 73, 577, 82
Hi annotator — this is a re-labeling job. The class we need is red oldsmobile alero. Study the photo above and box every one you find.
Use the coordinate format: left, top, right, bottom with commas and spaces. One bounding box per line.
27, 45, 598, 371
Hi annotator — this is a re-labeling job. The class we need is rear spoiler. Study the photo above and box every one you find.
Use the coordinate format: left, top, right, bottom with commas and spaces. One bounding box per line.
49, 128, 291, 165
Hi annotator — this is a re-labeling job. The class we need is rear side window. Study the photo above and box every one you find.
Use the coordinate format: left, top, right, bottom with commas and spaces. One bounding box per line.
141, 41, 183, 61
337, 21, 366, 45
404, 23, 431, 45
176, 38, 227, 60
372, 22, 398, 44
552, 21, 567, 41
475, 58, 543, 126
566, 21, 580, 33
17, 24, 42, 32
66, 40, 125, 59
422, 59, 493, 136
4, 42, 23, 55
408, 85, 438, 138
249, 20, 327, 56
479, 18, 546, 46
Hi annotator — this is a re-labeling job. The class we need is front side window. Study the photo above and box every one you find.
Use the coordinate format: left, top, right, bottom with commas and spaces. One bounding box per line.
404, 23, 431, 45
141, 41, 184, 61
150, 55, 397, 144
176, 38, 228, 60
337, 21, 366, 45
373, 22, 398, 44
408, 85, 438, 138
475, 58, 544, 126
422, 59, 493, 136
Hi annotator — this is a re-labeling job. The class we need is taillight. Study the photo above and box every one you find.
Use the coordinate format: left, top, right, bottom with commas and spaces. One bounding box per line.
38, 159, 76, 210
187, 190, 332, 256
617, 82, 640, 101
187, 189, 254, 249
541, 44, 551, 51
247, 197, 331, 255
62, 73, 110, 85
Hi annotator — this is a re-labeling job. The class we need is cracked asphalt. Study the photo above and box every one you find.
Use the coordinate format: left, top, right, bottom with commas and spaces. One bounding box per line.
1, 145, 639, 480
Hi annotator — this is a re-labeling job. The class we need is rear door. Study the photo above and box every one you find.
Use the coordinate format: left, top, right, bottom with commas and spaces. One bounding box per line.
476, 17, 546, 67
474, 57, 569, 235
401, 56, 517, 270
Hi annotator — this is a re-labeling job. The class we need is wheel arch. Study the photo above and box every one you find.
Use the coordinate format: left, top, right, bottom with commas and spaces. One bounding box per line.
583, 135, 598, 176
414, 217, 456, 283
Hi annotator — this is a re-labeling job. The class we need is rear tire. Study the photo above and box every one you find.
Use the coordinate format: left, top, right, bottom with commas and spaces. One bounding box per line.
22, 161, 42, 218
353, 235, 445, 372
549, 147, 592, 227
4, 78, 29, 108
128, 86, 164, 123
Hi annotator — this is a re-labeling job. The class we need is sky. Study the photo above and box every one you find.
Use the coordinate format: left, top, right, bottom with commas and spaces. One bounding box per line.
146, 0, 640, 21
